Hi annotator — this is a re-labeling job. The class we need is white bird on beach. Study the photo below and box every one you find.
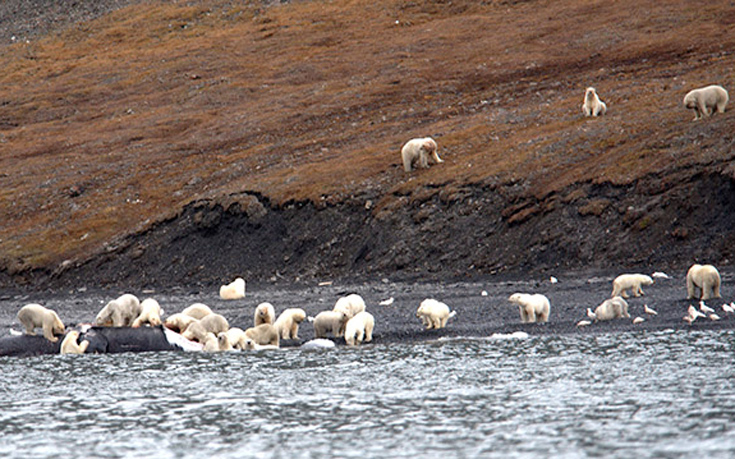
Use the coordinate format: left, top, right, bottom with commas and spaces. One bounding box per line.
549, 276, 559, 284
709, 313, 721, 321
379, 297, 395, 306
586, 308, 597, 320
722, 303, 735, 314
576, 320, 591, 328
700, 301, 714, 314
688, 305, 706, 320
683, 314, 695, 325
633, 317, 645, 324
644, 304, 658, 316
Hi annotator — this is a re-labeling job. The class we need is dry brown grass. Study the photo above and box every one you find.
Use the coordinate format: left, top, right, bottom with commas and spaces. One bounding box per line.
1, 0, 734, 271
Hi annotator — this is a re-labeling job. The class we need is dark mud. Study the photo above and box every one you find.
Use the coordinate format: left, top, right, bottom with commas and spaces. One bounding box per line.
2, 269, 734, 352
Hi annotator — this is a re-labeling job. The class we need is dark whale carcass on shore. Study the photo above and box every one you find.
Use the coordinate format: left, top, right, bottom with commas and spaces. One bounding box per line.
0, 326, 194, 357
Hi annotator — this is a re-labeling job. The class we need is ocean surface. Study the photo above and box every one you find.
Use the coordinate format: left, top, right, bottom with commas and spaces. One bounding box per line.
2, 329, 735, 458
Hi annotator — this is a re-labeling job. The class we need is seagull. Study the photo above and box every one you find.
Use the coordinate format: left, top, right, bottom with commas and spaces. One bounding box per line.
644, 304, 658, 316
683, 314, 695, 325
700, 301, 715, 314
688, 305, 706, 319
633, 317, 645, 324
549, 276, 559, 284
709, 313, 722, 321
481, 291, 489, 297
722, 303, 735, 314
586, 308, 597, 320
576, 320, 592, 327
379, 297, 395, 306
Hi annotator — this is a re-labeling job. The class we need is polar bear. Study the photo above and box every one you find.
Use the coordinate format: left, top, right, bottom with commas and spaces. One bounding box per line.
508, 293, 551, 323
219, 277, 246, 300
333, 294, 366, 320
254, 302, 276, 326
203, 332, 233, 352
611, 274, 654, 299
182, 313, 229, 342
415, 299, 456, 329
181, 303, 213, 320
17, 304, 66, 342
132, 298, 163, 327
401, 137, 443, 172
226, 327, 248, 350
60, 330, 90, 355
242, 337, 280, 350
164, 313, 199, 333
311, 310, 349, 338
686, 264, 721, 300
274, 308, 307, 340
96, 294, 142, 327
344, 311, 375, 346
582, 87, 607, 117
683, 85, 728, 120
244, 323, 280, 347
593, 296, 630, 321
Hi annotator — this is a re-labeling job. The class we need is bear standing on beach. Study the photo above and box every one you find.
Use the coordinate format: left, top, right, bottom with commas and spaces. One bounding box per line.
686, 264, 721, 300
508, 293, 551, 323
611, 274, 654, 298
17, 304, 66, 342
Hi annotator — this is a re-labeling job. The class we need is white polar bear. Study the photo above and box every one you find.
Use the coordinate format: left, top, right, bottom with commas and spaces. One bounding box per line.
132, 298, 163, 327
344, 311, 375, 346
181, 303, 213, 320
96, 294, 142, 327
683, 85, 728, 120
164, 313, 199, 333
219, 277, 246, 300
333, 294, 366, 320
254, 302, 276, 326
582, 87, 607, 117
593, 297, 630, 321
311, 310, 349, 338
274, 308, 307, 340
244, 323, 280, 347
182, 313, 229, 342
611, 274, 654, 298
203, 332, 233, 352
226, 327, 248, 350
17, 304, 66, 342
686, 264, 721, 300
60, 330, 90, 355
507, 293, 551, 323
401, 137, 443, 172
416, 299, 456, 329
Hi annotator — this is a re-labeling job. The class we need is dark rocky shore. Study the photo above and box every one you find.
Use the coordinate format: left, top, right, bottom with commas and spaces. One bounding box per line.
2, 268, 734, 354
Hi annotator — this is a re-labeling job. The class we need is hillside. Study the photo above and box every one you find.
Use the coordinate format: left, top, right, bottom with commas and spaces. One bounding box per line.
1, 0, 734, 288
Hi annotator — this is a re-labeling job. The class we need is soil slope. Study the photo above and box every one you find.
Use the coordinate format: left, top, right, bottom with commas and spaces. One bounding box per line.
1, 0, 734, 288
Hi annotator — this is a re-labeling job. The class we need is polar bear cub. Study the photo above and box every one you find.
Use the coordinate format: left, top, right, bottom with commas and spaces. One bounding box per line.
344, 311, 375, 346
17, 304, 66, 342
132, 298, 163, 327
203, 332, 233, 352
686, 264, 721, 300
593, 297, 630, 321
60, 330, 90, 355
683, 85, 728, 120
401, 137, 443, 172
611, 274, 654, 298
254, 302, 276, 326
244, 323, 280, 347
416, 299, 456, 329
508, 293, 551, 323
219, 277, 246, 300
274, 308, 307, 340
96, 294, 142, 327
333, 294, 366, 320
582, 87, 607, 117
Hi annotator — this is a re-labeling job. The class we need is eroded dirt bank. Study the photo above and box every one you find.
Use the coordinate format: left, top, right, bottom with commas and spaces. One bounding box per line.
11, 165, 731, 290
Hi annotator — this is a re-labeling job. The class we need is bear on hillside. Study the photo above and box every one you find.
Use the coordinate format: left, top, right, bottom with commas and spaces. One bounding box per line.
683, 85, 728, 120
582, 87, 607, 117
401, 137, 443, 172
